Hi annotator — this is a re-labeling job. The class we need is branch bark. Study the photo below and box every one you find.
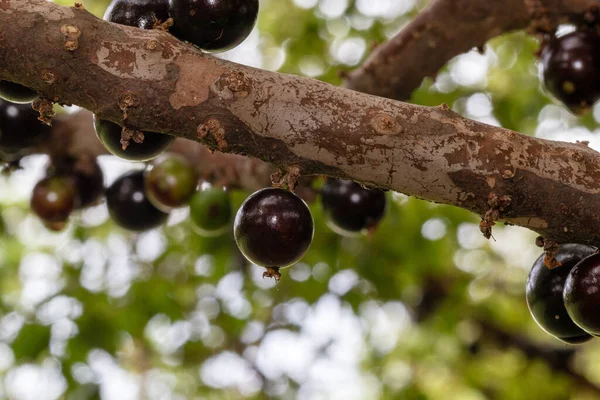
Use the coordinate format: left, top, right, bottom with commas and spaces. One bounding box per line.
2, 0, 600, 245
344, 0, 600, 100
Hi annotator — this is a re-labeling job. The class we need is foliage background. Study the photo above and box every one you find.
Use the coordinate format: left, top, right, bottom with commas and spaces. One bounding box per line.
1, 0, 600, 398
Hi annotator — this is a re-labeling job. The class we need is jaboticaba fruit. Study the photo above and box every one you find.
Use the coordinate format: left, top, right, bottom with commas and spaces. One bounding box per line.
104, 0, 170, 29
106, 170, 169, 231
540, 30, 600, 114
564, 252, 600, 336
145, 153, 198, 211
31, 176, 78, 224
189, 187, 231, 237
168, 0, 259, 52
93, 116, 174, 162
526, 243, 595, 344
0, 81, 39, 104
321, 178, 387, 236
234, 187, 313, 270
0, 99, 50, 154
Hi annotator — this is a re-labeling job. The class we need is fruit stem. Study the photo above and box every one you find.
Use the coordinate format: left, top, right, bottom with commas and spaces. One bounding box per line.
262, 266, 281, 281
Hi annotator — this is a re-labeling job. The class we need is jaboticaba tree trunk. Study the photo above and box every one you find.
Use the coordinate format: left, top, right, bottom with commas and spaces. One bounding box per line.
2, 0, 600, 245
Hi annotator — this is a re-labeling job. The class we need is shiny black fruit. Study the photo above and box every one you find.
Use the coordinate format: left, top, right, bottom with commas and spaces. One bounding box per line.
0, 99, 50, 154
526, 243, 595, 344
564, 252, 600, 336
234, 188, 313, 270
0, 81, 38, 104
540, 30, 600, 114
106, 170, 169, 231
321, 178, 386, 236
145, 153, 197, 211
31, 176, 77, 223
168, 0, 259, 52
93, 116, 174, 162
104, 0, 170, 29
189, 187, 231, 236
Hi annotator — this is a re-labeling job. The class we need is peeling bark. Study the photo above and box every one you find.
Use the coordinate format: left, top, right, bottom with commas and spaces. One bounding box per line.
2, 0, 600, 245
344, 0, 600, 100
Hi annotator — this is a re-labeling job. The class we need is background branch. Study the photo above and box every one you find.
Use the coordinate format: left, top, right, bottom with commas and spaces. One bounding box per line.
344, 0, 600, 100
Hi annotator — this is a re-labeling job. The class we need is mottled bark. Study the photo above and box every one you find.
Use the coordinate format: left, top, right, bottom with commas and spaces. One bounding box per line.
344, 0, 600, 100
2, 0, 600, 245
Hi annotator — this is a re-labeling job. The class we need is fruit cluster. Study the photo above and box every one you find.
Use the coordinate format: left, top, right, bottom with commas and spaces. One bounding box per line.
526, 244, 600, 344
234, 179, 387, 280
96, 0, 259, 161
29, 152, 233, 236
540, 29, 600, 115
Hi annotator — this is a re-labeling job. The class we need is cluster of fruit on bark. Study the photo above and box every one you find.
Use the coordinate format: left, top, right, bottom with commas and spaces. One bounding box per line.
0, 0, 388, 280
525, 23, 600, 343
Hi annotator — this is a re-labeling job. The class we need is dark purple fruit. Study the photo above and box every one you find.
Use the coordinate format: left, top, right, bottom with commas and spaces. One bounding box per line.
168, 0, 259, 52
48, 156, 105, 209
72, 158, 105, 209
104, 0, 170, 29
189, 187, 231, 236
540, 30, 600, 114
0, 99, 50, 154
145, 153, 198, 211
31, 176, 77, 223
526, 243, 595, 344
106, 170, 169, 231
234, 188, 313, 270
93, 116, 174, 162
321, 178, 386, 236
564, 252, 600, 335
0, 81, 38, 104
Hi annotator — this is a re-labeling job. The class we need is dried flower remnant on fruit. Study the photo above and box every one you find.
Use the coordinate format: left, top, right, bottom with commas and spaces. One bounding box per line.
544, 240, 562, 269
263, 267, 281, 281
271, 166, 301, 191
121, 127, 145, 150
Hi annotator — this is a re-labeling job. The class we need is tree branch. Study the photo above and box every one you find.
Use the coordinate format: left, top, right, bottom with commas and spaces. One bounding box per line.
344, 0, 600, 100
2, 0, 600, 245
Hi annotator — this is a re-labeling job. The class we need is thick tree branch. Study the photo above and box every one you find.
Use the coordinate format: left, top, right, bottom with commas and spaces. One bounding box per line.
2, 0, 600, 245
344, 0, 600, 100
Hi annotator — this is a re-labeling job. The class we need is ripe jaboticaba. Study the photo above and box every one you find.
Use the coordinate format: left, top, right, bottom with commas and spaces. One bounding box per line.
234, 188, 313, 278
31, 176, 78, 224
321, 178, 386, 236
104, 0, 170, 29
0, 99, 50, 155
526, 243, 595, 344
168, 0, 259, 52
0, 81, 38, 104
564, 252, 600, 336
540, 30, 600, 115
93, 116, 174, 162
106, 170, 169, 231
